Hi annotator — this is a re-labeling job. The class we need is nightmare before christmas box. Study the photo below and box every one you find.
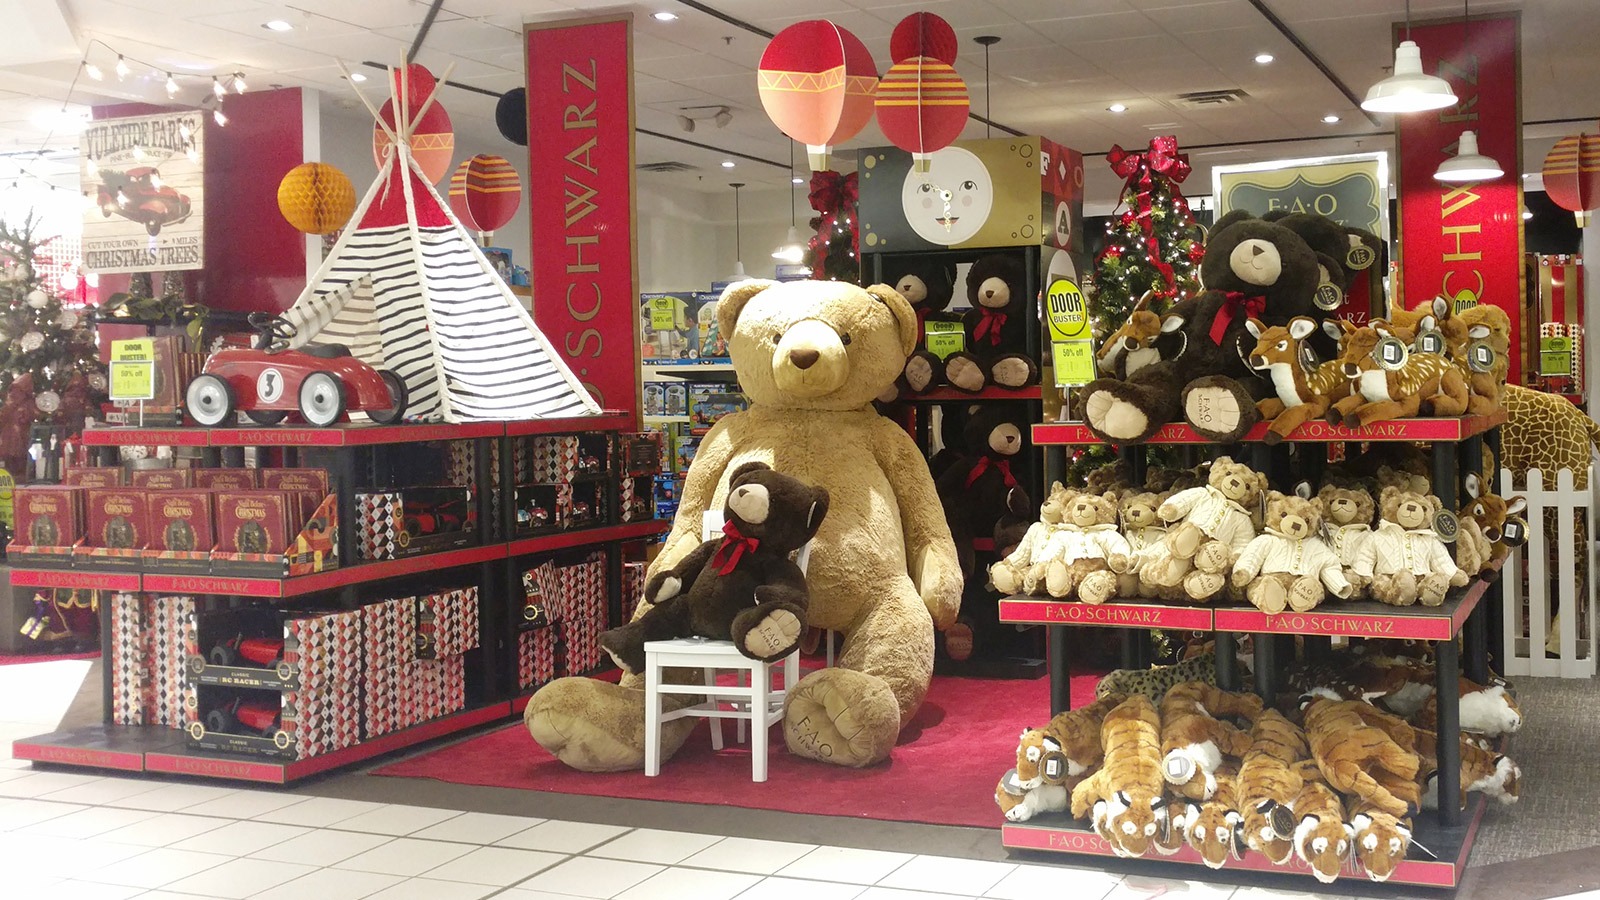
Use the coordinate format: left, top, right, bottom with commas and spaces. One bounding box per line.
144, 489, 215, 574
131, 468, 193, 490
77, 487, 148, 571
8, 485, 85, 568
193, 468, 259, 491
63, 467, 124, 488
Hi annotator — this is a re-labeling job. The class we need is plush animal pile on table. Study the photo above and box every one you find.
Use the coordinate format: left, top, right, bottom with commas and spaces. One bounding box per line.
992, 460, 1510, 611
997, 641, 1525, 883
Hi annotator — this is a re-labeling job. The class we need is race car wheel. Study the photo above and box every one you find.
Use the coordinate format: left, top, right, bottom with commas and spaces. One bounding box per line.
205, 708, 233, 734
186, 374, 235, 426
209, 643, 238, 666
369, 370, 408, 425
299, 372, 346, 427
246, 409, 288, 425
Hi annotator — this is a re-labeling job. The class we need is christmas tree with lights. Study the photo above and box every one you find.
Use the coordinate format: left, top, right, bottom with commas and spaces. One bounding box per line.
0, 216, 107, 475
805, 170, 860, 284
1089, 137, 1203, 337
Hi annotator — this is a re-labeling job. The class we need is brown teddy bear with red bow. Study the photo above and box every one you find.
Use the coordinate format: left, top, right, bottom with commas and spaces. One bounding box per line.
598, 461, 829, 672
944, 254, 1039, 394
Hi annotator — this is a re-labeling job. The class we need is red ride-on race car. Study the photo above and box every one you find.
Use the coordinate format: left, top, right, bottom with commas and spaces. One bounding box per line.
205, 695, 285, 739
186, 313, 407, 427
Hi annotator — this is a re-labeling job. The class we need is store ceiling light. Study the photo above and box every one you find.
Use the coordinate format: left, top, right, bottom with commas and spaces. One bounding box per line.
1108, 103, 1127, 113
115, 55, 129, 80
652, 11, 678, 21
84, 61, 103, 81
165, 72, 178, 96
772, 226, 806, 263
1254, 52, 1274, 64
1434, 130, 1503, 182
263, 19, 293, 32
1322, 114, 1341, 123
232, 72, 247, 94
1362, 39, 1457, 113
792, 176, 804, 184
721, 160, 735, 168
347, 72, 367, 83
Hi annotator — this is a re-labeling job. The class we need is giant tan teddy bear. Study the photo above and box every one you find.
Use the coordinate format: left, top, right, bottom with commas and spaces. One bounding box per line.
525, 279, 963, 770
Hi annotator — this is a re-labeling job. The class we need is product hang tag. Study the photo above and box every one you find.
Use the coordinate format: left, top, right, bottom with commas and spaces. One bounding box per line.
1269, 804, 1297, 840
1347, 244, 1377, 271
1157, 810, 1173, 844
1501, 517, 1528, 547
1299, 342, 1321, 374
1000, 768, 1027, 797
1052, 340, 1097, 387
1375, 336, 1409, 371
1230, 824, 1248, 860
1164, 753, 1196, 784
1314, 282, 1344, 311
1415, 329, 1446, 355
1434, 510, 1459, 543
1042, 751, 1068, 783
1469, 341, 1496, 373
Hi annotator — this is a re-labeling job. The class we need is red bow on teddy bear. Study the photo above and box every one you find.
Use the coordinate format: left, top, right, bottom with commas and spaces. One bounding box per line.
972, 309, 1008, 346
964, 456, 1018, 490
710, 518, 762, 575
1211, 292, 1267, 345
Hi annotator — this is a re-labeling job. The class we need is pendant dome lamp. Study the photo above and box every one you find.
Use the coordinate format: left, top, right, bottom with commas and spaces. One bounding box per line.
1434, 130, 1504, 182
772, 142, 808, 264
1361, 0, 1458, 114
729, 181, 747, 279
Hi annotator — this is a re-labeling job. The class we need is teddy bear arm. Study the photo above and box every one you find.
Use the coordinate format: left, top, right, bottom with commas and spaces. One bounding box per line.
870, 419, 963, 629
646, 540, 719, 604
1318, 556, 1353, 598
1232, 536, 1270, 582
1160, 487, 1206, 521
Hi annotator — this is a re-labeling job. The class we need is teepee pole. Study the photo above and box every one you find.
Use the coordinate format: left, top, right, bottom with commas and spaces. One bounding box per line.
337, 61, 400, 149
405, 61, 455, 135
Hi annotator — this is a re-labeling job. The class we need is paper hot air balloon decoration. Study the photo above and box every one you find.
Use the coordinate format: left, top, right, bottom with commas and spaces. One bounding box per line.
876, 13, 969, 173
758, 20, 878, 171
277, 162, 357, 235
1542, 124, 1600, 226
373, 63, 455, 184
449, 154, 522, 242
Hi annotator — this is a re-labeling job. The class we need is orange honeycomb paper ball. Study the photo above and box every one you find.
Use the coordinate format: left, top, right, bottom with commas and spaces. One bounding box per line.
277, 162, 357, 235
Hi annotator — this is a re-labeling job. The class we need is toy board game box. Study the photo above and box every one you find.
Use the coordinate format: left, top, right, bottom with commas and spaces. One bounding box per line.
76, 487, 147, 571
688, 384, 746, 435
8, 485, 85, 568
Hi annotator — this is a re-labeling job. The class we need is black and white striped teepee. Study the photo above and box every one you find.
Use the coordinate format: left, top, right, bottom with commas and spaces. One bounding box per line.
281, 69, 599, 423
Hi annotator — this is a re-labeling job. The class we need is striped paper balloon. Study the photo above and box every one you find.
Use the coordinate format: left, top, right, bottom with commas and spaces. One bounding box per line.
875, 56, 969, 173
448, 154, 521, 235
1542, 130, 1600, 223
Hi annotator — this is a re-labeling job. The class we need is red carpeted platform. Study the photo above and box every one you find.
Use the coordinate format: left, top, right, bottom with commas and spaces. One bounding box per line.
0, 650, 99, 666
373, 668, 1103, 828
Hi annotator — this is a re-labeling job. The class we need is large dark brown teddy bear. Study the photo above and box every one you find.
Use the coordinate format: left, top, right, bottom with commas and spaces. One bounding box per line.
891, 258, 961, 394
1077, 212, 1329, 444
945, 254, 1039, 393
936, 404, 1032, 579
598, 461, 829, 671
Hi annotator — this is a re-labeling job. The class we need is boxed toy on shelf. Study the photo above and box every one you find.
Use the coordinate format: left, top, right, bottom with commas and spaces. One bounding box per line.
354, 487, 475, 560
640, 292, 698, 360
9, 484, 85, 567
415, 587, 481, 659
186, 606, 361, 692
688, 384, 747, 434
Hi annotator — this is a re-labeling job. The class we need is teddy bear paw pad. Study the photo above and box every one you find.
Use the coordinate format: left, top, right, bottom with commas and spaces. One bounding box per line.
944, 356, 987, 393
1184, 386, 1243, 436
1084, 392, 1149, 441
744, 608, 804, 658
903, 356, 936, 391
990, 357, 1033, 388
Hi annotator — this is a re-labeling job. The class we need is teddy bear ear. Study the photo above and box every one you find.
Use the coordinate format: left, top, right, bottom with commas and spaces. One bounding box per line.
863, 283, 920, 357
1294, 480, 1314, 500
804, 487, 831, 537
729, 461, 772, 484
717, 279, 779, 338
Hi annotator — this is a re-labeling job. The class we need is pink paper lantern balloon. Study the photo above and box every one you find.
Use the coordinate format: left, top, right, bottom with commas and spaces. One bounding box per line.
890, 12, 958, 65
875, 57, 970, 173
1542, 129, 1600, 223
372, 63, 454, 184
448, 154, 521, 235
758, 20, 879, 171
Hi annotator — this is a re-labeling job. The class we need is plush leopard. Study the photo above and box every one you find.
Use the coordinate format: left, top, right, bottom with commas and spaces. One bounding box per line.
1096, 652, 1218, 701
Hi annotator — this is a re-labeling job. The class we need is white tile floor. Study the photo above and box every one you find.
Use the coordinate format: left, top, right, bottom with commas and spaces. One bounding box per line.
0, 657, 1564, 900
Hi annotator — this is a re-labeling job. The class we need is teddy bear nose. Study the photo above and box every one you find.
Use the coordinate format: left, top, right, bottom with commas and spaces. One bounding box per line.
789, 348, 820, 370
1251, 244, 1265, 258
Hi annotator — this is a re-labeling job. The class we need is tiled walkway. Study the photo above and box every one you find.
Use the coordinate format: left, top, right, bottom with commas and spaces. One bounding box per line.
0, 658, 1589, 900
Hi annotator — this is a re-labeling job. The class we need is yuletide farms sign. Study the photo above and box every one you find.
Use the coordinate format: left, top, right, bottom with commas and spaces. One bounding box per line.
525, 15, 640, 419
1396, 13, 1524, 383
81, 111, 204, 273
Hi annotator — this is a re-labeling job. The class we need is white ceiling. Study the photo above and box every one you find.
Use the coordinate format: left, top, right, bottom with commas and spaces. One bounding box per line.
0, 0, 1594, 204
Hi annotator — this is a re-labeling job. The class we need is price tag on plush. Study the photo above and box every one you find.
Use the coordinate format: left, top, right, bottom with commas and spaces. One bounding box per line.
923, 320, 965, 359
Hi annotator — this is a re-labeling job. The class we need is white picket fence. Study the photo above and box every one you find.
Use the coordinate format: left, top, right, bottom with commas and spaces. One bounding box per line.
1500, 466, 1598, 677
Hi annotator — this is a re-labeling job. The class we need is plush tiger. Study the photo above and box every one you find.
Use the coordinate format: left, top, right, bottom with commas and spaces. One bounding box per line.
1095, 652, 1217, 701
995, 771, 1068, 822
1236, 710, 1309, 864
1070, 694, 1165, 858
1159, 681, 1260, 800
1414, 676, 1524, 737
1304, 699, 1421, 819
1348, 800, 1413, 882
1182, 766, 1244, 869
1292, 776, 1353, 884
1149, 798, 1190, 857
1015, 693, 1127, 790
1413, 727, 1522, 809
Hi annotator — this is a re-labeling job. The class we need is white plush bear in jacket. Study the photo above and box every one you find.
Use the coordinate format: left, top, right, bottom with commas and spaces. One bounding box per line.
1315, 483, 1377, 598
1356, 487, 1469, 607
1231, 491, 1353, 614
1036, 490, 1130, 604
991, 482, 1072, 596
1143, 457, 1267, 602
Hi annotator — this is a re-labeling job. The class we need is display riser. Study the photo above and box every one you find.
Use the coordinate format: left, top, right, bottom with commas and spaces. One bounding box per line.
1003, 796, 1486, 889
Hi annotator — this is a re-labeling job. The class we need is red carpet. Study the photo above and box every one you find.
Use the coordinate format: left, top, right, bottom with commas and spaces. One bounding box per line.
373, 668, 1104, 828
0, 650, 99, 666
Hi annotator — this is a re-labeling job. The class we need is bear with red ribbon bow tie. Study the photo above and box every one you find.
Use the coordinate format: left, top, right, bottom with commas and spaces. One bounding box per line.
944, 253, 1040, 394
598, 461, 829, 673
1077, 212, 1342, 444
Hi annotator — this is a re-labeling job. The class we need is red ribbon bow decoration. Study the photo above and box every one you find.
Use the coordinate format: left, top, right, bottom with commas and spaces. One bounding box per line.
807, 171, 860, 278
972, 309, 1008, 346
1211, 292, 1267, 345
1104, 136, 1195, 301
710, 518, 762, 575
965, 455, 1018, 490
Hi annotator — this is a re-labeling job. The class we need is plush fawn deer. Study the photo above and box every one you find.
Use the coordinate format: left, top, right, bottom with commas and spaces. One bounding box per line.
1095, 291, 1185, 380
1330, 322, 1470, 427
1386, 296, 1499, 416
1245, 317, 1354, 443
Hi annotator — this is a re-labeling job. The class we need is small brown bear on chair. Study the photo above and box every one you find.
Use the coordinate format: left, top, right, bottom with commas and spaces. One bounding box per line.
599, 462, 828, 672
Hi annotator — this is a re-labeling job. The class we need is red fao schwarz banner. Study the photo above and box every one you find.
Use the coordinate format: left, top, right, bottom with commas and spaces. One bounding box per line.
1396, 14, 1523, 384
526, 16, 640, 420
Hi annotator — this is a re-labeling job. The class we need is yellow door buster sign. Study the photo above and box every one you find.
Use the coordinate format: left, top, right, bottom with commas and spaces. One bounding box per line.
109, 338, 156, 401
1045, 277, 1096, 386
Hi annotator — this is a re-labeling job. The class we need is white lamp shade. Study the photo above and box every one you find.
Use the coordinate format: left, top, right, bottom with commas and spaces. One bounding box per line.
1362, 41, 1458, 113
771, 226, 807, 262
1434, 130, 1504, 182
